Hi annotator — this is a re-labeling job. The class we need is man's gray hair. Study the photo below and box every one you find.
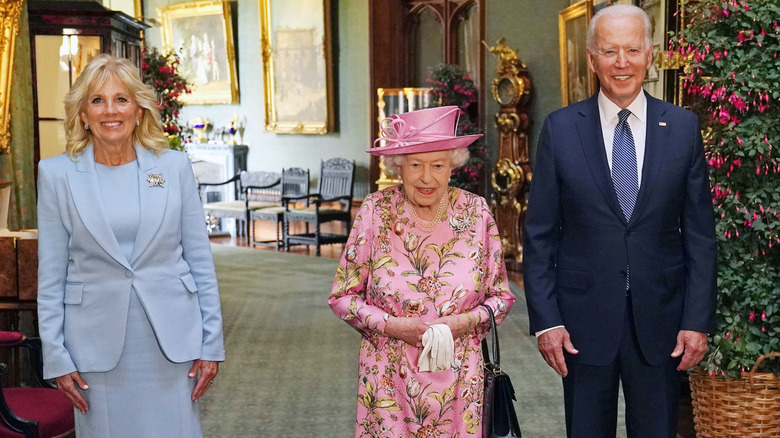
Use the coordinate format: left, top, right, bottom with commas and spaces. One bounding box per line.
586, 4, 652, 54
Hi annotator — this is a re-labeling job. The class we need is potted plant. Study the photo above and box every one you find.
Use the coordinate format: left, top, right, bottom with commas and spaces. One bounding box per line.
141, 47, 192, 151
673, 0, 779, 434
427, 64, 487, 194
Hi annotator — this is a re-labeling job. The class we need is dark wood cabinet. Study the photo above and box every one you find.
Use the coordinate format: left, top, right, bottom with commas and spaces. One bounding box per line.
27, 1, 148, 164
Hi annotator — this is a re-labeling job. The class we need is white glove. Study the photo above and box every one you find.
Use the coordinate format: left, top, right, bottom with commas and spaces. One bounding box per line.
418, 324, 455, 372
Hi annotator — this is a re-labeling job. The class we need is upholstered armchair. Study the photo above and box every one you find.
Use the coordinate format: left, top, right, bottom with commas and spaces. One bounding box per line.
283, 158, 355, 255
0, 331, 75, 438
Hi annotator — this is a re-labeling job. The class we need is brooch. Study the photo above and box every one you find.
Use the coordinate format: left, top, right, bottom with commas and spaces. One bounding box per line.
448, 213, 475, 233
147, 173, 165, 188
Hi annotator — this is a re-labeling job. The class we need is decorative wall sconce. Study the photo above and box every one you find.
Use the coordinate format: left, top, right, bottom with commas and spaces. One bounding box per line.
0, 0, 24, 154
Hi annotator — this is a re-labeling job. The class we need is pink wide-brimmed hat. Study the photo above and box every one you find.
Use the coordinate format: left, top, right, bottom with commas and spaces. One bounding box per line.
367, 106, 482, 156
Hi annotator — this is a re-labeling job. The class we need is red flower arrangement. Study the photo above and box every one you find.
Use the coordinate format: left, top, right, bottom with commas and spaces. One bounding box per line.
141, 47, 192, 150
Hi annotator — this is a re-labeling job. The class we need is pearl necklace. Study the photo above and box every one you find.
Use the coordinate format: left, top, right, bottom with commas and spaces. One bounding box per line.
404, 189, 448, 233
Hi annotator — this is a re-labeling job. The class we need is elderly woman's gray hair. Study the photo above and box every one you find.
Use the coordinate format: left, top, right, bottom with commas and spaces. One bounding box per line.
381, 148, 470, 177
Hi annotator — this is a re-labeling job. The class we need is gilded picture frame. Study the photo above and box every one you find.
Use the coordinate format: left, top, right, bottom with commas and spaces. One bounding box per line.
259, 0, 334, 134
158, 0, 239, 105
0, 0, 24, 154
559, 1, 596, 107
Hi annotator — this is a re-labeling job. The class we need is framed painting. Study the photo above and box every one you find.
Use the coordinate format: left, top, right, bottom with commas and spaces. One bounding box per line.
158, 0, 239, 105
559, 1, 596, 106
259, 0, 334, 134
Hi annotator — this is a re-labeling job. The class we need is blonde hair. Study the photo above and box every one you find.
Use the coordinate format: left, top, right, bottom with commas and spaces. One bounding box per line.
381, 148, 470, 177
64, 54, 168, 159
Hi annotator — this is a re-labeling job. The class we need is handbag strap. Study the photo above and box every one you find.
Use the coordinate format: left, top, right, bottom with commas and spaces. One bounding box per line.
480, 304, 500, 368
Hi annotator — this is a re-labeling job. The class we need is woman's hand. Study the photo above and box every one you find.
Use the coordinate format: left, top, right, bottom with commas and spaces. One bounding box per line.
189, 360, 219, 402
428, 313, 472, 339
55, 371, 90, 414
384, 316, 427, 347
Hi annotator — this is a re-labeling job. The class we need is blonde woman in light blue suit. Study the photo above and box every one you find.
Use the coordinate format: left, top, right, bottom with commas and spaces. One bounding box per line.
37, 55, 225, 438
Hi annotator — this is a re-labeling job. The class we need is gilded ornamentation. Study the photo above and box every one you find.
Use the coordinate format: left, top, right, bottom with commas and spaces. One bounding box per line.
487, 39, 532, 267
0, 0, 24, 154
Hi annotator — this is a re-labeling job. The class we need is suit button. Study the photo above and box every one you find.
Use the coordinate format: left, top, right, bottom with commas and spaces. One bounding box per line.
620, 270, 627, 277
625, 230, 632, 237
124, 270, 133, 278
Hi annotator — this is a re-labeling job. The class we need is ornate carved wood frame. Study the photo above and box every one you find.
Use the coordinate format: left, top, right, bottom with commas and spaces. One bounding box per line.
0, 0, 24, 154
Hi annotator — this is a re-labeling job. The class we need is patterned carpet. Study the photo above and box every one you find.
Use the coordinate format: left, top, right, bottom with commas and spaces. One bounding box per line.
201, 244, 623, 437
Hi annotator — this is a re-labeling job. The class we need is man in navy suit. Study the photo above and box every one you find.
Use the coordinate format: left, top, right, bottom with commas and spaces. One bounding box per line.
523, 4, 716, 437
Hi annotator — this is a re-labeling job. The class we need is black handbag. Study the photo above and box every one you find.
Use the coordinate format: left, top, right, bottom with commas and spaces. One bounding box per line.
481, 304, 522, 438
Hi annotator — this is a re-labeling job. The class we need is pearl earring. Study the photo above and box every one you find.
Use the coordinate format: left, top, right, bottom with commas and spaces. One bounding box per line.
135, 120, 140, 127
84, 123, 89, 130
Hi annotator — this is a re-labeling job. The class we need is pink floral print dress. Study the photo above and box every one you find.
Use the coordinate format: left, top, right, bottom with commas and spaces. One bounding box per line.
329, 185, 516, 438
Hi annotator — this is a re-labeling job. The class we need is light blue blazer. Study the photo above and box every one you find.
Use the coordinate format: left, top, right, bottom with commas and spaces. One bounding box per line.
37, 145, 226, 379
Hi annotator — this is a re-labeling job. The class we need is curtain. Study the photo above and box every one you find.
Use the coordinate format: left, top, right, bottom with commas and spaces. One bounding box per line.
0, 2, 36, 230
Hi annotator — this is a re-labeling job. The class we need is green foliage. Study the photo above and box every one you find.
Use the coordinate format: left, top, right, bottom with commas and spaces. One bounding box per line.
674, 0, 780, 378
141, 47, 192, 151
426, 64, 487, 193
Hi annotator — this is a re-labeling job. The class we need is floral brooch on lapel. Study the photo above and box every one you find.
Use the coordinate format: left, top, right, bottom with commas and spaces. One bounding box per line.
147, 173, 165, 188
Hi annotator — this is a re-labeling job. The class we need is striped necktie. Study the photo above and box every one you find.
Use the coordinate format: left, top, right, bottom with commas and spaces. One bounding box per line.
612, 109, 639, 221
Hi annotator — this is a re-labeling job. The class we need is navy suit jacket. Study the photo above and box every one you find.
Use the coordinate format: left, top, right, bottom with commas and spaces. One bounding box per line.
37, 145, 225, 379
523, 93, 717, 366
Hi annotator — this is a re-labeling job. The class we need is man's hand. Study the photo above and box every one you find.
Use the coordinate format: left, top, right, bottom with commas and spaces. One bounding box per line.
538, 327, 579, 377
671, 330, 708, 371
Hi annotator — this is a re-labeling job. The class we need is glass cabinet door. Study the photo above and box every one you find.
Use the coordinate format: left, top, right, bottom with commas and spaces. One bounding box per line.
34, 35, 100, 159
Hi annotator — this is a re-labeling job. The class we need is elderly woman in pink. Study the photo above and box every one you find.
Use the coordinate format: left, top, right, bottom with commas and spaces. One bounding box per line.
329, 106, 515, 437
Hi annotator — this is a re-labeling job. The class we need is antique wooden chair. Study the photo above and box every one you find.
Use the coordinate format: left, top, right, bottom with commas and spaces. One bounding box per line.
249, 167, 309, 249
199, 171, 281, 245
283, 158, 355, 255
0, 332, 75, 438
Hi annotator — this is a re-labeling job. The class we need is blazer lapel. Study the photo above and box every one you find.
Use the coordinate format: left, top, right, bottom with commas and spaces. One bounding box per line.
631, 94, 669, 222
131, 146, 168, 264
67, 146, 131, 269
575, 96, 626, 222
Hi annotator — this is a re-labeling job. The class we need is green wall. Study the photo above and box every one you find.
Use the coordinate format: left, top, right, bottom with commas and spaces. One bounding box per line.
484, 0, 571, 166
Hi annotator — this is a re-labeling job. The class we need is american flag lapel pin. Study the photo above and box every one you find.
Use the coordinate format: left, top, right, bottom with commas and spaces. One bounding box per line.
659, 121, 667, 127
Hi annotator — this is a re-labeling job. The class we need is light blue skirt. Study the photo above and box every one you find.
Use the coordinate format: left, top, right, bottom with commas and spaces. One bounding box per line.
76, 290, 202, 438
